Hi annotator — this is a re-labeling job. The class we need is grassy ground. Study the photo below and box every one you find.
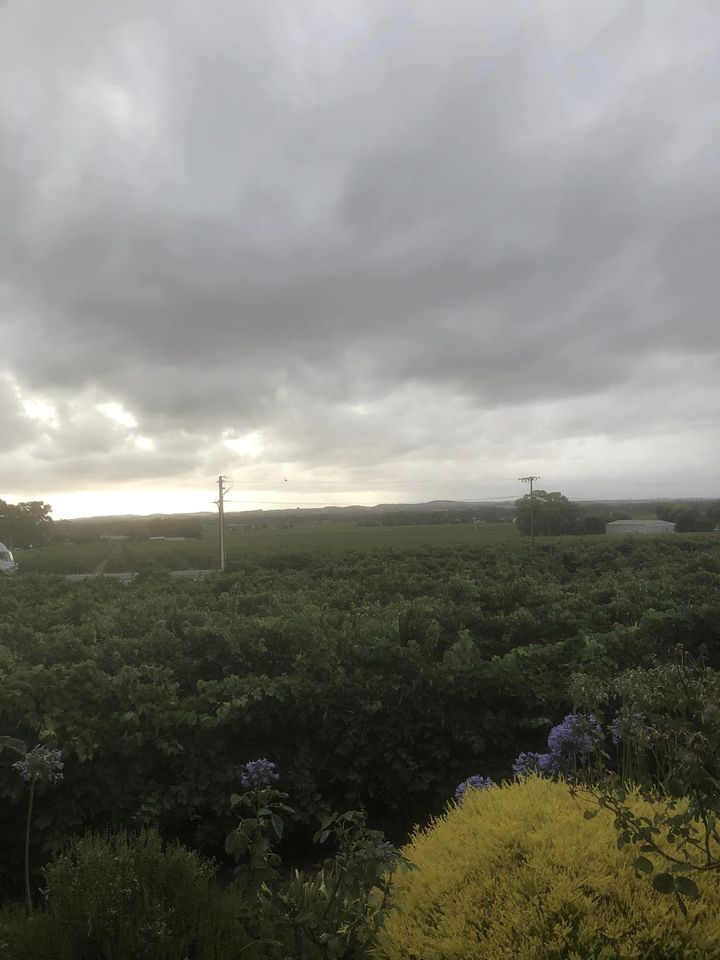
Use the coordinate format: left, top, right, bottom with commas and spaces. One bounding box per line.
13, 522, 520, 574
224, 520, 518, 553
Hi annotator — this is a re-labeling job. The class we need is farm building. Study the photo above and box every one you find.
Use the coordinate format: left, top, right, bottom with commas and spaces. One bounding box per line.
605, 519, 676, 536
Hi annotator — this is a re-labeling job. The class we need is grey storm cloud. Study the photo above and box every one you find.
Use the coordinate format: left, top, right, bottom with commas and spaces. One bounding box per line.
1, 0, 720, 505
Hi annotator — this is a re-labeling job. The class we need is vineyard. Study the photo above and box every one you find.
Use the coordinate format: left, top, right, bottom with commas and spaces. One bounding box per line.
12, 520, 519, 574
3, 535, 720, 852
2, 534, 720, 955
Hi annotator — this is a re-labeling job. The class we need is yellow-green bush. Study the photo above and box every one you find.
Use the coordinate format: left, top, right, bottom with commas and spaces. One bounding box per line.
377, 777, 720, 960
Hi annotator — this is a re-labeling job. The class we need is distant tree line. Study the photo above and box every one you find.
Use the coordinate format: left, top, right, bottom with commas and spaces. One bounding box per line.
0, 502, 204, 548
656, 501, 720, 533
513, 492, 720, 537
54, 516, 205, 542
357, 506, 512, 527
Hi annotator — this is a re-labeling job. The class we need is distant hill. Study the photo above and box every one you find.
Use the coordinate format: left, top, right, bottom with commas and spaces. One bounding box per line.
56, 496, 719, 534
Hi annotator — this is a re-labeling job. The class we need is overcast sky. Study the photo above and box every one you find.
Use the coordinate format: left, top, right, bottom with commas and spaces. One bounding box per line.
1, 0, 719, 518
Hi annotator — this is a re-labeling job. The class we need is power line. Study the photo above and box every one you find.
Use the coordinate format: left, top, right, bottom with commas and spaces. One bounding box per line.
558, 479, 694, 486
222, 475, 698, 488
222, 476, 520, 486
221, 494, 519, 508
215, 473, 699, 517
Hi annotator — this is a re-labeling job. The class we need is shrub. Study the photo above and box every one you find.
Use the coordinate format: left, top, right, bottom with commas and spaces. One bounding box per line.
0, 906, 73, 960
227, 761, 404, 959
42, 828, 250, 960
377, 777, 720, 960
571, 660, 720, 895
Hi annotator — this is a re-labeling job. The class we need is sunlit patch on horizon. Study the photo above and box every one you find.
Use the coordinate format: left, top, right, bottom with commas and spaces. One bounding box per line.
133, 435, 154, 451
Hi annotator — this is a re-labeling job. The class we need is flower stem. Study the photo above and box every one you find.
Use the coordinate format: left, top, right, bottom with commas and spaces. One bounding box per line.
25, 775, 35, 916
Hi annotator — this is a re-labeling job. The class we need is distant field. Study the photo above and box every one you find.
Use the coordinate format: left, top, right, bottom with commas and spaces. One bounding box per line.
225, 520, 519, 553
13, 521, 520, 574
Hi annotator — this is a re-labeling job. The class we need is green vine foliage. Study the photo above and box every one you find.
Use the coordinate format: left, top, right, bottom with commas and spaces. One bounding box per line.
1, 537, 719, 899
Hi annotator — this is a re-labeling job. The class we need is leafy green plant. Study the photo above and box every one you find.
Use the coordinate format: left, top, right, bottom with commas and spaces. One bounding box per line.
263, 810, 404, 960
569, 656, 720, 913
42, 827, 250, 959
1, 738, 64, 915
226, 760, 407, 959
225, 758, 291, 885
0, 904, 73, 960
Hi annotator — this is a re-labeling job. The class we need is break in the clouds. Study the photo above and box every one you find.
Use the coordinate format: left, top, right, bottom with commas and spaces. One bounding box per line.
1, 0, 719, 516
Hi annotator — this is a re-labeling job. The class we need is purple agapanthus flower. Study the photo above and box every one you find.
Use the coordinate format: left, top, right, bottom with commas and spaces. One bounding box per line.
240, 758, 279, 790
512, 752, 544, 776
454, 775, 496, 803
512, 751, 560, 777
537, 752, 560, 775
547, 714, 602, 756
12, 745, 64, 784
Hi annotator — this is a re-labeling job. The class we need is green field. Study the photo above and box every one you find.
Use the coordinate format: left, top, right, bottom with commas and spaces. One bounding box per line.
225, 520, 518, 552
13, 521, 520, 574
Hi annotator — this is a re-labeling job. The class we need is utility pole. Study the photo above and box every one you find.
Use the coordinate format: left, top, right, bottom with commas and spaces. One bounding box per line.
217, 475, 229, 572
519, 476, 540, 545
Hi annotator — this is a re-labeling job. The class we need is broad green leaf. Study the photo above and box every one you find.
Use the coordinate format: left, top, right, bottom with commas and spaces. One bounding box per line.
652, 873, 676, 894
675, 875, 700, 899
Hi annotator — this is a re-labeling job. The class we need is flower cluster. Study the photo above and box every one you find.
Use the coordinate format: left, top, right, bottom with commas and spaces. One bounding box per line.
465, 711, 657, 803
511, 751, 559, 777
547, 714, 603, 756
454, 775, 496, 804
12, 745, 64, 784
512, 714, 602, 781
240, 758, 279, 790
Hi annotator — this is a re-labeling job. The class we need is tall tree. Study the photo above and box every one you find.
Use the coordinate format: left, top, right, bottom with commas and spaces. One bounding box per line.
514, 490, 581, 537
0, 500, 53, 548
656, 503, 715, 533
704, 501, 720, 527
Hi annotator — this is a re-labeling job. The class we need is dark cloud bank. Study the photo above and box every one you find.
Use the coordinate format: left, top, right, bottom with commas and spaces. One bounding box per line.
1, 0, 719, 514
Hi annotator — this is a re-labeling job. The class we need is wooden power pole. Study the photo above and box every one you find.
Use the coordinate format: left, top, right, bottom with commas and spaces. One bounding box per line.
217, 475, 229, 572
519, 476, 540, 545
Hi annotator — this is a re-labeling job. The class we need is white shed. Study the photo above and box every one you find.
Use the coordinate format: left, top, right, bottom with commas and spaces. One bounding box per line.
0, 542, 16, 572
605, 520, 676, 536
